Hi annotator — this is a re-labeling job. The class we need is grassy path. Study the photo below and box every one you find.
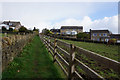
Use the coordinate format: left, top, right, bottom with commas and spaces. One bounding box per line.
2, 36, 64, 79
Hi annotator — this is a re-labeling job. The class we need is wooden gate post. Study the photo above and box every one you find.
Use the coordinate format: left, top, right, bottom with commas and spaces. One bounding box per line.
53, 38, 57, 63
68, 44, 76, 80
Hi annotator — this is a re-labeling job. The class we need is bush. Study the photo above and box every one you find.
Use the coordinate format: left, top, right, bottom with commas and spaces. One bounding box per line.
25, 30, 33, 33
13, 29, 18, 32
19, 26, 27, 32
109, 38, 117, 44
42, 28, 51, 35
33, 27, 39, 32
2, 26, 7, 31
77, 33, 90, 39
9, 28, 13, 32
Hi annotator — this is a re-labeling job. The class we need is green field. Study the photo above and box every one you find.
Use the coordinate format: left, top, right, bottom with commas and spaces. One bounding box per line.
60, 39, 119, 62
58, 39, 120, 79
2, 36, 65, 79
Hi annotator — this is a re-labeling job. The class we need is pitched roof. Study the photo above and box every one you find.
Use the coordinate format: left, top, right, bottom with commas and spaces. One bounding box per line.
90, 29, 110, 33
110, 34, 120, 36
61, 26, 83, 29
3, 21, 21, 27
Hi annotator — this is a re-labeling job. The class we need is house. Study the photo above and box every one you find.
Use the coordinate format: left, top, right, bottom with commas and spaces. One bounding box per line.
60, 26, 83, 35
0, 24, 9, 30
110, 34, 120, 43
50, 29, 60, 34
90, 29, 111, 42
2, 21, 21, 30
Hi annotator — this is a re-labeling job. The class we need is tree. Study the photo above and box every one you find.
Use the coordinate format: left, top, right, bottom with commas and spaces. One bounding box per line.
42, 28, 51, 35
9, 28, 13, 32
2, 26, 7, 31
33, 27, 39, 32
25, 30, 33, 33
19, 26, 27, 32
77, 33, 90, 39
33, 27, 36, 31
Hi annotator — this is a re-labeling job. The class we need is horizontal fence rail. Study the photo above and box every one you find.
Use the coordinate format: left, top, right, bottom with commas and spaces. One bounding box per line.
75, 46, 120, 73
39, 35, 120, 80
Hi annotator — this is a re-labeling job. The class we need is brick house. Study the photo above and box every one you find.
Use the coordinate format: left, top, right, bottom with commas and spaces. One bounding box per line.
90, 29, 111, 42
60, 26, 83, 35
2, 21, 21, 30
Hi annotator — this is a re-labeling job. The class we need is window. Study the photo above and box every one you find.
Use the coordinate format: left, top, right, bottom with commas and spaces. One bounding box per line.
93, 38, 95, 40
72, 32, 75, 35
61, 29, 64, 31
97, 38, 100, 41
101, 39, 104, 41
9, 23, 12, 25
99, 34, 101, 36
103, 33, 107, 36
93, 33, 97, 36
105, 39, 109, 42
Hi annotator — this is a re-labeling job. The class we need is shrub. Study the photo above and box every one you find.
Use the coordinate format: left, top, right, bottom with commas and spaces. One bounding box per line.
110, 38, 117, 43
13, 29, 18, 32
9, 28, 13, 32
19, 26, 27, 32
77, 33, 90, 39
2, 26, 7, 31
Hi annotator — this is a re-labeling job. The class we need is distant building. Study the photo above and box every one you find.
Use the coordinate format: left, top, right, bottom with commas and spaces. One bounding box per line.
50, 29, 60, 34
60, 26, 83, 35
0, 24, 9, 30
2, 21, 21, 30
90, 29, 111, 42
110, 34, 120, 43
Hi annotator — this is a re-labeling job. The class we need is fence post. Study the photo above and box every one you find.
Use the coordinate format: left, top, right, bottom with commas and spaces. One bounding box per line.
53, 38, 57, 63
48, 36, 50, 53
44, 36, 46, 45
68, 44, 76, 80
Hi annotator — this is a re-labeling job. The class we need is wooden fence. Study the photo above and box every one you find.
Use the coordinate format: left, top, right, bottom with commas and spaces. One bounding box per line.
40, 35, 120, 80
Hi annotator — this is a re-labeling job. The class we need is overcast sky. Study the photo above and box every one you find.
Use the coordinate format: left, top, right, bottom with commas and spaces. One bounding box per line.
0, 0, 119, 33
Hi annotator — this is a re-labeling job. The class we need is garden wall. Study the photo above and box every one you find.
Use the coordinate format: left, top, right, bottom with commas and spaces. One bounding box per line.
1, 34, 35, 71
